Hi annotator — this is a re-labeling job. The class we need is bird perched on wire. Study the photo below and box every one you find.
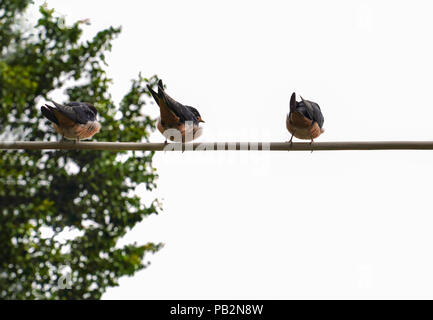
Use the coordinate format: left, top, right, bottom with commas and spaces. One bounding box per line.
41, 101, 101, 142
286, 92, 324, 145
147, 79, 205, 143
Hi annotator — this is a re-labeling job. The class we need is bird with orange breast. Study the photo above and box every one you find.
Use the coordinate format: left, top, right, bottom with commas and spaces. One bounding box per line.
147, 80, 205, 143
41, 101, 101, 142
286, 92, 324, 145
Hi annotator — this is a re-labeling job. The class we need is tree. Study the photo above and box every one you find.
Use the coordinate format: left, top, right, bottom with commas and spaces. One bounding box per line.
0, 0, 162, 299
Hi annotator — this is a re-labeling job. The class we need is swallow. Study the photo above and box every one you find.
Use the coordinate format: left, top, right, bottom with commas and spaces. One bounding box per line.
286, 92, 324, 145
41, 101, 101, 142
147, 80, 205, 143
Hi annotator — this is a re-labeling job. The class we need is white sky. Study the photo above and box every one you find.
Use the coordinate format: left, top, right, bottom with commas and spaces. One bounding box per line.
33, 0, 433, 299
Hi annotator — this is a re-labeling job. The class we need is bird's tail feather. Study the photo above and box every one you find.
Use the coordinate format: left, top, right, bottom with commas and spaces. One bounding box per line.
157, 79, 164, 93
147, 84, 160, 105
290, 92, 297, 112
157, 79, 171, 108
157, 79, 165, 100
41, 105, 59, 124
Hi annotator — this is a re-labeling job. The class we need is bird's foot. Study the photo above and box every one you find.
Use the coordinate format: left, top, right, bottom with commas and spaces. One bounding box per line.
287, 132, 295, 151
310, 139, 314, 153
287, 136, 294, 152
162, 139, 168, 153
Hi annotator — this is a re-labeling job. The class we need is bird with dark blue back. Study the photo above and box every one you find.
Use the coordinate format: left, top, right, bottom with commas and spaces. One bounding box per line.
286, 92, 324, 144
147, 80, 205, 143
41, 101, 101, 142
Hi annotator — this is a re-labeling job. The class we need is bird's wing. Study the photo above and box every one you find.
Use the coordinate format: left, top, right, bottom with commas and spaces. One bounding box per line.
299, 97, 315, 121
158, 82, 198, 123
148, 80, 199, 125
51, 101, 91, 124
147, 81, 181, 125
310, 101, 324, 128
66, 102, 97, 123
298, 98, 324, 128
163, 95, 198, 123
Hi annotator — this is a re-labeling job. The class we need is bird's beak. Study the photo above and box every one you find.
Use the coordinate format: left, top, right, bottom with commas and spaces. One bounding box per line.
199, 118, 205, 123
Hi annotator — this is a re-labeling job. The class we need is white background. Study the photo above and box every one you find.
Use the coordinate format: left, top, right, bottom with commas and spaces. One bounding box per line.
32, 0, 433, 299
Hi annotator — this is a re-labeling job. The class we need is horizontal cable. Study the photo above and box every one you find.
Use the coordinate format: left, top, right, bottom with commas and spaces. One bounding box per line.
2, 141, 433, 151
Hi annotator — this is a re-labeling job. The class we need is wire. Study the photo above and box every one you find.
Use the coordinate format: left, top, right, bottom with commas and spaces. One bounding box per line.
2, 141, 433, 151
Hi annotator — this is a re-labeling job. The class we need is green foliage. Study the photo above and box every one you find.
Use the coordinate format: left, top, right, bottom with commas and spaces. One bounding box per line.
0, 0, 162, 299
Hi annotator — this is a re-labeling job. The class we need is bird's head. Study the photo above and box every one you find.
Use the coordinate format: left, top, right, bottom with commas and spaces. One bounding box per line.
189, 106, 205, 123
85, 103, 98, 120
